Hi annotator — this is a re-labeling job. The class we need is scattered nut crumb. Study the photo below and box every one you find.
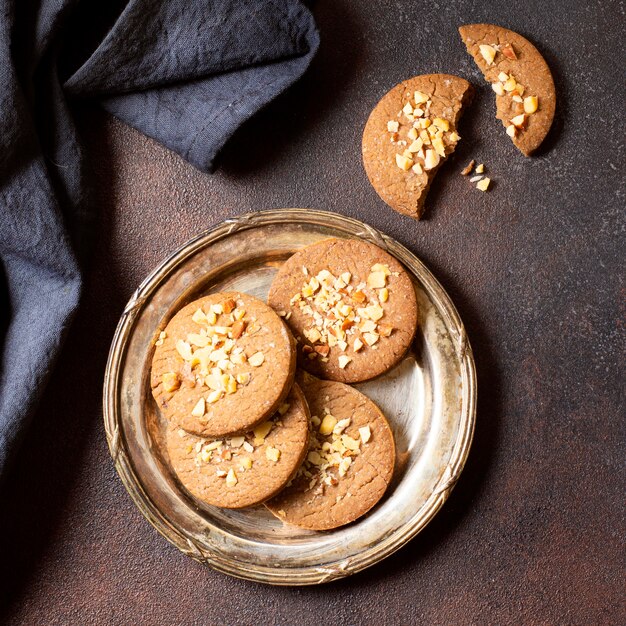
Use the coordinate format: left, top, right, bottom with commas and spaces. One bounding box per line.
461, 159, 475, 176
476, 177, 491, 192
475, 163, 484, 174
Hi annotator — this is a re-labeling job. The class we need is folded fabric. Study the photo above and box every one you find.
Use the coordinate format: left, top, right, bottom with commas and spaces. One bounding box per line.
0, 0, 319, 478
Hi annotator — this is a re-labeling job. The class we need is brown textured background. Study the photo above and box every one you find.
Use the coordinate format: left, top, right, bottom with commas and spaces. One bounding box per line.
1, 1, 624, 624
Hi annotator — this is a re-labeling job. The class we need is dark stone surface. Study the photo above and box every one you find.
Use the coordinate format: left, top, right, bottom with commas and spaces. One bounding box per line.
1, 1, 624, 624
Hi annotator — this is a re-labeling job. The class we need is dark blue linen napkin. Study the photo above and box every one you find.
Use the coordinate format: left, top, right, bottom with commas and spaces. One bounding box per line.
0, 0, 319, 477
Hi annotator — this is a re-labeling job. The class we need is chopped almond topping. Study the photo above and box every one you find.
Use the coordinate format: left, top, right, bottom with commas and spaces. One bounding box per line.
395, 153, 413, 171
524, 96, 538, 114
248, 351, 265, 367
501, 43, 517, 60
191, 397, 206, 417
479, 44, 496, 64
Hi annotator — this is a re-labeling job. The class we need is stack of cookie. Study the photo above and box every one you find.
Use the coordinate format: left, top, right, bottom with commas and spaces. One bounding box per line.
151, 238, 418, 530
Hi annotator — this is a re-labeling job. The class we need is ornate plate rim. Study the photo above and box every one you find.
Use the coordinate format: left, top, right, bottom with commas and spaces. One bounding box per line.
103, 208, 477, 585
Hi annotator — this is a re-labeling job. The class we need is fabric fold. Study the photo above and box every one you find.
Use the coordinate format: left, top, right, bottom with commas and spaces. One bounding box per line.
0, 0, 319, 478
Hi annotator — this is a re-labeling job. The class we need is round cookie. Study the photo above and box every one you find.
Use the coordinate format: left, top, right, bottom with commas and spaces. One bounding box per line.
151, 291, 296, 438
362, 74, 474, 219
268, 238, 418, 383
266, 374, 395, 530
167, 384, 310, 509
459, 24, 556, 156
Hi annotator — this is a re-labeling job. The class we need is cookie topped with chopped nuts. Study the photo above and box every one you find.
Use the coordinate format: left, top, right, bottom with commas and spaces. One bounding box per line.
167, 384, 309, 509
267, 238, 418, 383
362, 74, 474, 219
265, 374, 395, 530
459, 24, 556, 156
151, 292, 296, 438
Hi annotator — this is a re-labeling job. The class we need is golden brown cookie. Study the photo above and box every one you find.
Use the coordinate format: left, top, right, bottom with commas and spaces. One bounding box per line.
167, 384, 310, 509
459, 23, 556, 156
151, 292, 296, 438
362, 74, 474, 219
268, 238, 417, 383
266, 374, 395, 530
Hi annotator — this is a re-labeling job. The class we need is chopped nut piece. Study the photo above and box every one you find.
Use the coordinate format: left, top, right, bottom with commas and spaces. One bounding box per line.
407, 127, 418, 140
371, 263, 391, 276
506, 124, 516, 137
512, 95, 523, 103
229, 436, 245, 448
379, 287, 389, 303
253, 421, 273, 441
266, 447, 281, 462
341, 435, 361, 451
433, 117, 450, 132
524, 96, 538, 114
319, 414, 338, 435
191, 397, 206, 417
226, 469, 238, 487
192, 309, 207, 325
479, 44, 496, 64
503, 76, 517, 92
387, 120, 399, 132
230, 320, 246, 339
365, 304, 384, 321
222, 299, 236, 314
498, 71, 509, 82
423, 149, 440, 170
414, 90, 429, 104
363, 332, 379, 346
501, 43, 517, 60
432, 136, 446, 158
161, 372, 180, 393
353, 337, 364, 352
475, 163, 484, 174
236, 372, 250, 385
241, 457, 253, 470
461, 159, 475, 176
492, 82, 505, 96
378, 324, 393, 338
395, 153, 413, 171
367, 271, 387, 289
248, 351, 265, 367
411, 163, 423, 175
511, 114, 526, 128
207, 390, 222, 403
359, 426, 372, 443
402, 102, 413, 115
476, 177, 491, 191
216, 469, 227, 477
243, 441, 254, 453
448, 131, 461, 142
338, 355, 352, 369
176, 340, 193, 360
407, 138, 423, 153
187, 333, 209, 348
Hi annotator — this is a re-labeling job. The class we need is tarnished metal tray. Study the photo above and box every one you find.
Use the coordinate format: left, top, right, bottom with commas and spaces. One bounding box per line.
103, 208, 476, 585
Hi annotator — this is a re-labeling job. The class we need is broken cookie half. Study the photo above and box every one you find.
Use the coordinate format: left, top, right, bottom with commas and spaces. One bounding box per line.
459, 23, 556, 156
362, 74, 474, 219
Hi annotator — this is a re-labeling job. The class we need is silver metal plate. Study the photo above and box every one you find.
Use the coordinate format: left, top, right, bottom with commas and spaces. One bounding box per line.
103, 209, 476, 585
